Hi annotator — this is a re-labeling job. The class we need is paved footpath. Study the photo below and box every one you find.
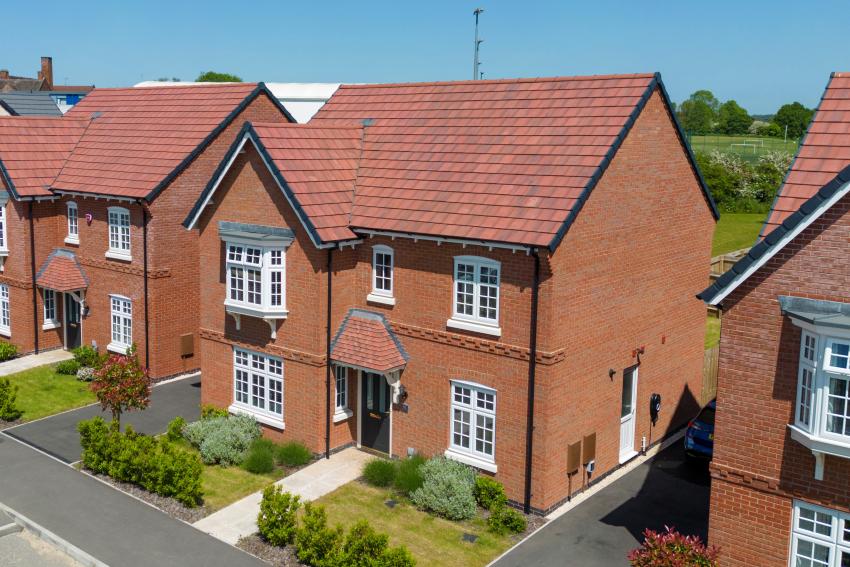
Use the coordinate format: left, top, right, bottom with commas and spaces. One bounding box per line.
0, 349, 72, 377
0, 432, 266, 567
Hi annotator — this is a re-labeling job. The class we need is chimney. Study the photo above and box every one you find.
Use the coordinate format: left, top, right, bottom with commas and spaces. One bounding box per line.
0, 70, 8, 80
38, 57, 53, 89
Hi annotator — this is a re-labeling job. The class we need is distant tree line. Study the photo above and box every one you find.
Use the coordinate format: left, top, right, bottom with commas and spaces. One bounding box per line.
677, 90, 815, 140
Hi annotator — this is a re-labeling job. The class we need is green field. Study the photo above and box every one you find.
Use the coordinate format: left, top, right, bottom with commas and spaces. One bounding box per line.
688, 134, 798, 162
712, 212, 766, 256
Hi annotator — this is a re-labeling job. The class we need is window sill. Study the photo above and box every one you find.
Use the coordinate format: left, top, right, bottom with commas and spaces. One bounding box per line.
105, 250, 132, 262
224, 302, 288, 321
0, 249, 8, 258
446, 317, 501, 338
444, 449, 497, 473
333, 408, 354, 423
366, 293, 396, 307
42, 321, 61, 331
64, 236, 80, 246
0, 328, 10, 338
106, 342, 130, 355
229, 404, 285, 430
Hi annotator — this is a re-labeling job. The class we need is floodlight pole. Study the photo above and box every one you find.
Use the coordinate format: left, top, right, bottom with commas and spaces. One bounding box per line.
473, 8, 484, 80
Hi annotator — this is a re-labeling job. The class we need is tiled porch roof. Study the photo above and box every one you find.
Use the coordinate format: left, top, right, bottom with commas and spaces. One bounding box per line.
36, 249, 88, 292
330, 309, 408, 373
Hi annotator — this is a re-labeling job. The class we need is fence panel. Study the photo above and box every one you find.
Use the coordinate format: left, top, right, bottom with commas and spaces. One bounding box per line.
702, 346, 719, 404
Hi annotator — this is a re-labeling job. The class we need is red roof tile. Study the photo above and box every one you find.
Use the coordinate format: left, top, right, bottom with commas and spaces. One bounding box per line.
330, 309, 408, 372
308, 74, 659, 246
764, 73, 850, 234
0, 117, 89, 196
36, 249, 88, 292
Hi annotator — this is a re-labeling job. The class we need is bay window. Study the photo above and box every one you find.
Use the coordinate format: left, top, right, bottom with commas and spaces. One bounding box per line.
446, 380, 497, 472
231, 348, 284, 427
224, 242, 286, 315
447, 256, 501, 337
791, 501, 850, 567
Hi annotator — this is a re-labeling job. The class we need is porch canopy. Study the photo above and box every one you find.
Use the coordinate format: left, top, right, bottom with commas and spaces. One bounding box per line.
36, 249, 89, 294
330, 308, 408, 374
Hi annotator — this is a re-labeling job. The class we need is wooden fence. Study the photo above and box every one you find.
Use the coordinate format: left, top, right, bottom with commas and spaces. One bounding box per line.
702, 345, 719, 404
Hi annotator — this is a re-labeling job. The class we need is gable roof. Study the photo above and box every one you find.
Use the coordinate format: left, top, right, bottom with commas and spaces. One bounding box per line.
0, 116, 90, 197
50, 83, 293, 200
188, 73, 716, 250
762, 73, 850, 236
699, 164, 850, 306
0, 92, 62, 116
330, 309, 409, 373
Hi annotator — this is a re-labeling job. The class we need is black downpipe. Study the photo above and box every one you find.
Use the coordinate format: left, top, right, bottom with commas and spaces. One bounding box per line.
325, 247, 334, 459
523, 249, 541, 514
28, 201, 39, 354
141, 202, 150, 369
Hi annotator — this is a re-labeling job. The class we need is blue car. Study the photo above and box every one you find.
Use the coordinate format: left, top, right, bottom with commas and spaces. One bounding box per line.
684, 399, 716, 461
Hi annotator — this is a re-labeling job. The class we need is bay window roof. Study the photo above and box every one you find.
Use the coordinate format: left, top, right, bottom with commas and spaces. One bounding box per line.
781, 296, 850, 330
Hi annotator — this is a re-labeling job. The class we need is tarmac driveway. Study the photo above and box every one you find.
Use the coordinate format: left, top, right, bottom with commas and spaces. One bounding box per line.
3, 375, 201, 463
494, 443, 711, 567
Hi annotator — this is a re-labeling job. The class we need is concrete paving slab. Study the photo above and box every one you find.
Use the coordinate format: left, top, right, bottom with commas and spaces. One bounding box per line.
0, 530, 83, 567
0, 350, 73, 377
194, 447, 373, 544
4, 374, 201, 463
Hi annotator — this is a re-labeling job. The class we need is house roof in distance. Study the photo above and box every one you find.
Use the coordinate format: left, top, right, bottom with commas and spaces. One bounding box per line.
0, 92, 62, 116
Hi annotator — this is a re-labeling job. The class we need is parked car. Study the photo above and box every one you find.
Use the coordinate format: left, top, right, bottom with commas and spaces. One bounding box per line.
684, 398, 716, 461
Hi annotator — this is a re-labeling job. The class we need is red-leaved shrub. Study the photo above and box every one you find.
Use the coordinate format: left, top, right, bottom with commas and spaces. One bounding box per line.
627, 526, 719, 567
90, 344, 151, 428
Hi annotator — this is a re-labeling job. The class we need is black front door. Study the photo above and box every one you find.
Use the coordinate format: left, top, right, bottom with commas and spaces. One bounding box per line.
64, 293, 81, 349
361, 372, 391, 453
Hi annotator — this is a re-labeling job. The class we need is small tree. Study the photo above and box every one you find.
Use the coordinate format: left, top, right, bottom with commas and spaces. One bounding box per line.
628, 526, 719, 567
90, 344, 151, 429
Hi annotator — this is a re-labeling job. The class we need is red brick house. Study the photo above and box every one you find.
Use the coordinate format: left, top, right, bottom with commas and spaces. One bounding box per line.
700, 73, 850, 566
186, 73, 718, 513
0, 83, 292, 378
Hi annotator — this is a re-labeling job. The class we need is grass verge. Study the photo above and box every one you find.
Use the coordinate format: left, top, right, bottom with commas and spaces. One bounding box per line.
4, 364, 96, 422
705, 316, 721, 349
313, 481, 513, 567
712, 212, 765, 256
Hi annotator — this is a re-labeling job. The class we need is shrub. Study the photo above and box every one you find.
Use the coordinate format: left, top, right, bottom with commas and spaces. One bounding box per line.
90, 344, 150, 428
363, 458, 396, 487
275, 441, 312, 467
257, 485, 300, 546
296, 503, 344, 566
410, 457, 476, 521
72, 345, 103, 369
166, 416, 186, 442
182, 414, 260, 465
76, 367, 95, 382
487, 502, 527, 535
474, 475, 507, 509
378, 545, 416, 567
628, 526, 719, 567
0, 378, 23, 421
55, 359, 81, 375
243, 438, 275, 474
0, 341, 17, 362
200, 404, 229, 419
77, 416, 203, 506
394, 454, 426, 496
337, 520, 416, 567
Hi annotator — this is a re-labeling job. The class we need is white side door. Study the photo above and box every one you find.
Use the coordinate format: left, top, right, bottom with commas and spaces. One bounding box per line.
619, 366, 638, 463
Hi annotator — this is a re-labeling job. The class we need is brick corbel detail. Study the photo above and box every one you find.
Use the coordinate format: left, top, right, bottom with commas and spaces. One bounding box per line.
199, 328, 325, 366
390, 321, 565, 365
78, 256, 171, 278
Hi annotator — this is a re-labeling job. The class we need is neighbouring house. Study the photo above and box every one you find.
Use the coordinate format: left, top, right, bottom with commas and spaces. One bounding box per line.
0, 57, 93, 112
0, 83, 292, 379
134, 81, 340, 123
699, 73, 850, 566
0, 92, 62, 116
185, 72, 718, 513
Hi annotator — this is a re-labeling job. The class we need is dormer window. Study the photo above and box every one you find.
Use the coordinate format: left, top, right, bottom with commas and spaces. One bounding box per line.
106, 207, 131, 261
447, 256, 501, 337
367, 245, 395, 306
66, 202, 79, 245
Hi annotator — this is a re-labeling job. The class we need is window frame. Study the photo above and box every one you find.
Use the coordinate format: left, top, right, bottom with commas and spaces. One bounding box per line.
447, 256, 501, 337
108, 294, 132, 354
0, 284, 10, 337
794, 331, 850, 443
106, 206, 131, 260
790, 500, 850, 567
0, 203, 8, 253
368, 245, 395, 304
65, 202, 79, 245
42, 289, 60, 330
446, 380, 497, 471
230, 347, 284, 428
333, 365, 353, 422
223, 238, 288, 318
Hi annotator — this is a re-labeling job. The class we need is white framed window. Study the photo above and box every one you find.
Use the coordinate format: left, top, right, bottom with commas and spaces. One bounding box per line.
224, 241, 287, 315
106, 207, 131, 260
790, 501, 850, 567
447, 256, 501, 337
367, 245, 395, 306
42, 289, 59, 329
0, 204, 8, 252
795, 333, 850, 441
335, 366, 348, 412
66, 202, 79, 244
0, 284, 9, 336
231, 348, 284, 426
108, 295, 132, 353
447, 380, 496, 470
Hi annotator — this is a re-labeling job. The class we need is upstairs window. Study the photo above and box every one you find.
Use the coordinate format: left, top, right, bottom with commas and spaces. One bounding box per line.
0, 204, 8, 252
367, 245, 395, 306
225, 242, 286, 314
447, 256, 501, 336
794, 332, 850, 441
107, 207, 131, 259
66, 202, 79, 244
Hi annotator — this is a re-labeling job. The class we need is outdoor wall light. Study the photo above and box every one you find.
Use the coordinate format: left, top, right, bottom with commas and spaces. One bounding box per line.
608, 368, 616, 379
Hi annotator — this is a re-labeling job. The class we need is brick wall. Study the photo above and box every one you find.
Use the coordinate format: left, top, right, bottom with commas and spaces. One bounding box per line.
709, 192, 850, 563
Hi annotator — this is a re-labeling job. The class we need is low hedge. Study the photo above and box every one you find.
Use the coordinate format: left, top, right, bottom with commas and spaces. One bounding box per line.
78, 417, 203, 507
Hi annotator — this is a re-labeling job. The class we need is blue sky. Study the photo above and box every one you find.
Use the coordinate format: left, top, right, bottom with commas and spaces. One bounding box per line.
3, 0, 847, 113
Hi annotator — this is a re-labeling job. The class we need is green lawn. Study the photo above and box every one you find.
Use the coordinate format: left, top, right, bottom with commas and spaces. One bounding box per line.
705, 315, 721, 349
3, 364, 96, 422
313, 482, 514, 567
712, 212, 766, 256
688, 134, 797, 163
